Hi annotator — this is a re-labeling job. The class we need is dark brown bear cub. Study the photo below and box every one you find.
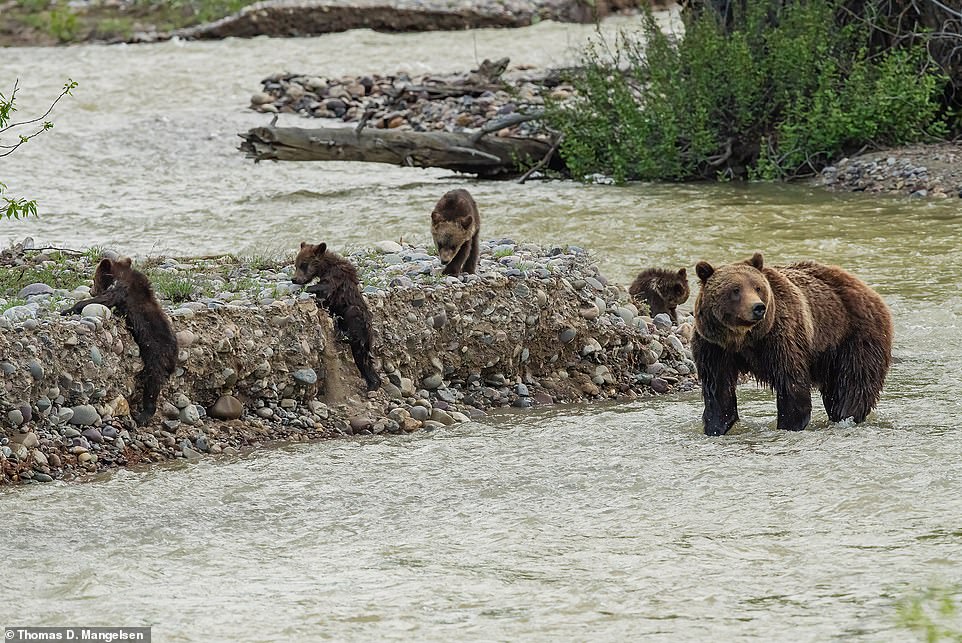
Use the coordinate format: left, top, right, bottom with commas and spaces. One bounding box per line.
292, 242, 380, 391
692, 252, 893, 436
629, 267, 690, 323
63, 257, 178, 426
431, 188, 480, 276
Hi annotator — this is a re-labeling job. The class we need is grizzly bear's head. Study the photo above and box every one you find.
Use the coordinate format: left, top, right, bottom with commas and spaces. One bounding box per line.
694, 252, 774, 346
660, 268, 690, 307
292, 242, 330, 285
90, 257, 133, 296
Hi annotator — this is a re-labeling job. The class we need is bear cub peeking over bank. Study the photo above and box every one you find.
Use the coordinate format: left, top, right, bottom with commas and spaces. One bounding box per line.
431, 188, 480, 276
692, 252, 893, 436
62, 257, 178, 426
292, 242, 381, 391
629, 267, 690, 323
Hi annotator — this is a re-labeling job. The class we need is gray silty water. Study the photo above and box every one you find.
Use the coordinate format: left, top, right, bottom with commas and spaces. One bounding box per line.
3, 15, 962, 641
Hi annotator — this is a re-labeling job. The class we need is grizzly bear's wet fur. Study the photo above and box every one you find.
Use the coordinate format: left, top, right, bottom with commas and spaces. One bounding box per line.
692, 252, 893, 436
629, 267, 690, 323
62, 257, 178, 426
292, 242, 380, 391
431, 188, 480, 276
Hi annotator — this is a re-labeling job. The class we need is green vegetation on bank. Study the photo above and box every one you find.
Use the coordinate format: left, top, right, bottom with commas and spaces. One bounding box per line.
546, 0, 953, 182
4, 0, 259, 45
896, 586, 962, 642
1, 79, 76, 220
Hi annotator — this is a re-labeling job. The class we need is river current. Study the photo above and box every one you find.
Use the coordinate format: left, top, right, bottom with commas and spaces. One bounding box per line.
2, 16, 961, 641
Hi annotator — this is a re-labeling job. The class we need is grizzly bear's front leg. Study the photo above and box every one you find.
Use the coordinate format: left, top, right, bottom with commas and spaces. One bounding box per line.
774, 378, 813, 431
693, 337, 740, 436
61, 290, 121, 316
462, 231, 480, 275
442, 241, 472, 276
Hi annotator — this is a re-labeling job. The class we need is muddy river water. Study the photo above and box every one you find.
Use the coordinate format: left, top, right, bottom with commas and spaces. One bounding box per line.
2, 16, 961, 641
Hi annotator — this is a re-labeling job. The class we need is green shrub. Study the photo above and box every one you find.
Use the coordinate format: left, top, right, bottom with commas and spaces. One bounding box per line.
547, 0, 949, 182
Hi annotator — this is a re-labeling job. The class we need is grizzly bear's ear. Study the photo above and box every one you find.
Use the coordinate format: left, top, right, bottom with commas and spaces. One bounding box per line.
748, 252, 764, 270
695, 261, 714, 283
96, 258, 114, 274
315, 242, 327, 256
677, 267, 687, 279
299, 241, 308, 250
117, 256, 132, 268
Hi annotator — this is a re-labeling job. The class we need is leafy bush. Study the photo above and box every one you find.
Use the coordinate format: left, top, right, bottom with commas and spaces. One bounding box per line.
546, 0, 949, 182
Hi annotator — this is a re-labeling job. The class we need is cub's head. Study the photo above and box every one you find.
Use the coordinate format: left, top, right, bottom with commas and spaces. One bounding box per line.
90, 257, 133, 295
661, 268, 690, 306
292, 242, 328, 284
694, 252, 773, 343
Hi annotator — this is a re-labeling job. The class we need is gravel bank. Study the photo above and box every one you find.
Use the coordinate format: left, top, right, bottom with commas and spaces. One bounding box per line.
1, 238, 696, 484
812, 142, 962, 199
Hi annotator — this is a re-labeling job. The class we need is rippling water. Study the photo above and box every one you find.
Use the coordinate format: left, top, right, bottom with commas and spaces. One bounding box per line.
2, 16, 962, 641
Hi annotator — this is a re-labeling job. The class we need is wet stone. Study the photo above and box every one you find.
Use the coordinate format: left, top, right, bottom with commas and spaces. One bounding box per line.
650, 378, 670, 394
28, 360, 44, 380
559, 328, 577, 344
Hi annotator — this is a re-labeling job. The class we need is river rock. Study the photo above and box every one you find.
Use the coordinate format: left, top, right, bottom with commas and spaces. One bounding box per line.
179, 405, 201, 425
209, 395, 244, 420
10, 432, 39, 449
422, 373, 443, 390
653, 313, 673, 330
293, 368, 318, 385
81, 303, 111, 320
68, 405, 100, 426
18, 283, 53, 298
7, 409, 24, 426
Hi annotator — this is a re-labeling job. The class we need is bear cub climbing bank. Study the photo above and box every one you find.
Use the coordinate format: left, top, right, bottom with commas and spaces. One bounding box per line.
292, 242, 381, 391
629, 267, 690, 323
431, 188, 480, 276
62, 257, 178, 426
692, 253, 893, 436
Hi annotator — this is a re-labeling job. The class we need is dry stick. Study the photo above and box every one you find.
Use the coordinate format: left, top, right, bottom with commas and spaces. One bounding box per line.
517, 133, 565, 184
469, 110, 545, 144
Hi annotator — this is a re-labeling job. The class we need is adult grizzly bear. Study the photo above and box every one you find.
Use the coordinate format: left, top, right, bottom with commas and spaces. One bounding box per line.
629, 267, 690, 323
431, 188, 480, 276
692, 252, 893, 436
292, 241, 380, 391
62, 257, 178, 426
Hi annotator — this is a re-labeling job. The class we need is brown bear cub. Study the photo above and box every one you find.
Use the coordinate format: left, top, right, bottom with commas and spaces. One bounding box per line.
62, 257, 178, 426
292, 242, 380, 391
431, 188, 480, 276
629, 267, 690, 323
692, 252, 893, 436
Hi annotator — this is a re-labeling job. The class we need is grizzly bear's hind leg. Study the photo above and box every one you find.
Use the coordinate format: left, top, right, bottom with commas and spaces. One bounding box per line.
775, 380, 813, 431
820, 336, 886, 423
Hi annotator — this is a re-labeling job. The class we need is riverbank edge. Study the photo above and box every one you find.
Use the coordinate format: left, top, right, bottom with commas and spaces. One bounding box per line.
0, 0, 652, 47
0, 241, 698, 485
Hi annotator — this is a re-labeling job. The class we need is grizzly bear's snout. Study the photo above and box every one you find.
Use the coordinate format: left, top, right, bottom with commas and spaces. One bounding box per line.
751, 302, 766, 320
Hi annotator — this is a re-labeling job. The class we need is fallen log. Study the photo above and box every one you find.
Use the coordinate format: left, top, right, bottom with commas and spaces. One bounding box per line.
239, 125, 567, 178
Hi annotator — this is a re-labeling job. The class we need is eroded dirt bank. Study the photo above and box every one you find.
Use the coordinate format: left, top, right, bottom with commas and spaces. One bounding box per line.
0, 240, 696, 484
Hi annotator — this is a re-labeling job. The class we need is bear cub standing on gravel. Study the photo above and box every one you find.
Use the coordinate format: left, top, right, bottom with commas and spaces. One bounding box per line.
431, 188, 480, 276
292, 242, 380, 391
629, 267, 690, 323
63, 257, 178, 426
692, 252, 893, 436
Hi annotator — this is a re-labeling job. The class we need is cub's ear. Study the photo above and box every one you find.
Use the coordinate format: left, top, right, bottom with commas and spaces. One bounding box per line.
677, 267, 687, 279
116, 256, 132, 269
96, 258, 114, 274
299, 241, 308, 250
748, 252, 764, 270
315, 242, 327, 256
695, 261, 714, 283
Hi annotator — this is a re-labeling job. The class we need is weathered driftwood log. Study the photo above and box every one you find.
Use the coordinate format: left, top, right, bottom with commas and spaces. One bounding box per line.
239, 125, 566, 178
